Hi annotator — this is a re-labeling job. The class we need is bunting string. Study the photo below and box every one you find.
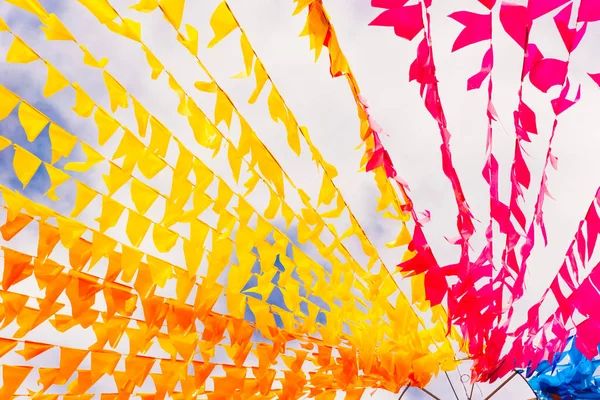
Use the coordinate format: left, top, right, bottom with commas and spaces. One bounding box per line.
61, 0, 457, 355
0, 202, 447, 396
0, 0, 466, 395
0, 20, 446, 356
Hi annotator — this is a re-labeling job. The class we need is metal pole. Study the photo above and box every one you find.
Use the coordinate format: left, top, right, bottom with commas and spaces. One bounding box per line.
483, 371, 518, 399
445, 371, 460, 400
421, 387, 442, 400
398, 386, 410, 400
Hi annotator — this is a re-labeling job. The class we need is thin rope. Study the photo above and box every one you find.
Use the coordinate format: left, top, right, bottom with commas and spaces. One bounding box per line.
456, 366, 470, 398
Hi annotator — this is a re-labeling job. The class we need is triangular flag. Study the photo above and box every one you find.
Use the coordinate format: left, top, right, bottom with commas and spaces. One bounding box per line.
44, 163, 71, 201
43, 61, 69, 97
18, 101, 49, 142
6, 36, 38, 63
12, 145, 42, 188
207, 2, 238, 48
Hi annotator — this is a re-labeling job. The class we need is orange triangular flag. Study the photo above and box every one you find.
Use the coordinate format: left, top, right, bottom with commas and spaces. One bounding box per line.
56, 347, 89, 384
0, 212, 33, 241
16, 340, 54, 360
2, 247, 33, 290
0, 365, 33, 398
0, 338, 17, 357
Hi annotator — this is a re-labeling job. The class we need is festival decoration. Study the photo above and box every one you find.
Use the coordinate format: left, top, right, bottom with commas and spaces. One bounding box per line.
369, 0, 600, 392
3, 0, 600, 398
528, 337, 600, 399
0, 0, 460, 398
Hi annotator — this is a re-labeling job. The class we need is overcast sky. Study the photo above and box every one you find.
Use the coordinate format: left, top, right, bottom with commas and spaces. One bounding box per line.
1, 0, 599, 398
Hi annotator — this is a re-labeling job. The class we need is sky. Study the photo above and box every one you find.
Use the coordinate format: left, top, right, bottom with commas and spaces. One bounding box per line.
1, 0, 599, 398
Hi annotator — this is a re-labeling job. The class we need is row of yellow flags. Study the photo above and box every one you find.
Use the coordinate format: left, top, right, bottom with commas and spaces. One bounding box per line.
0, 5, 417, 329
0, 0, 464, 396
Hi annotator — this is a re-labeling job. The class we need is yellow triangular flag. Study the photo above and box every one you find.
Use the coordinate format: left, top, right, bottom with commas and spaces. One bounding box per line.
130, 0, 159, 12
106, 18, 141, 43
56, 215, 87, 249
213, 178, 233, 214
194, 81, 217, 93
159, 0, 185, 30
64, 142, 103, 172
321, 192, 344, 219
112, 128, 144, 173
78, 0, 118, 24
137, 150, 166, 179
233, 33, 253, 79
243, 169, 260, 196
5, 0, 47, 19
173, 141, 193, 180
167, 73, 190, 116
44, 163, 70, 201
0, 186, 26, 222
94, 107, 120, 145
48, 123, 77, 163
102, 163, 130, 196
267, 86, 287, 124
23, 194, 54, 220
43, 62, 69, 97
214, 89, 233, 129
163, 181, 190, 225
6, 36, 38, 64
263, 188, 280, 220
130, 179, 158, 215
79, 45, 108, 68
281, 202, 295, 228
12, 145, 42, 188
216, 209, 236, 237
125, 209, 152, 247
0, 85, 20, 120
90, 230, 117, 268
147, 255, 173, 287
182, 238, 203, 276
234, 197, 254, 226
121, 244, 143, 282
72, 83, 96, 118
103, 71, 128, 112
141, 45, 163, 80
227, 144, 242, 183
121, 18, 142, 42
188, 101, 222, 153
96, 195, 125, 232
385, 223, 412, 248
292, 0, 313, 15
18, 102, 49, 142
71, 181, 97, 217
317, 175, 336, 206
207, 2, 237, 48
152, 224, 179, 253
286, 121, 301, 156
41, 13, 75, 41
248, 60, 268, 104
0, 137, 11, 152
0, 17, 9, 32
177, 24, 198, 56
148, 116, 170, 158
131, 96, 149, 137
